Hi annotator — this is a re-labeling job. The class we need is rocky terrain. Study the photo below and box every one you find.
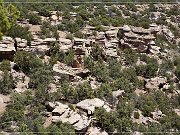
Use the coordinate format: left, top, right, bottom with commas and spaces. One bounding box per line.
0, 1, 180, 135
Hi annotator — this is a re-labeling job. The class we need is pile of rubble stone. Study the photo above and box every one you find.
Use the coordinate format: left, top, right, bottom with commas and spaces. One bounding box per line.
48, 102, 91, 131
46, 98, 111, 131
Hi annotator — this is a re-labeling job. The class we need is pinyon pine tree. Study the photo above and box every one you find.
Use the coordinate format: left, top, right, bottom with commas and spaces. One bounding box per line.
0, 0, 19, 39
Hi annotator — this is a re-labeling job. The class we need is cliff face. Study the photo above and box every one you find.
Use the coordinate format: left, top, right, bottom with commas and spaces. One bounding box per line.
0, 37, 15, 61
0, 3, 180, 135
119, 25, 159, 53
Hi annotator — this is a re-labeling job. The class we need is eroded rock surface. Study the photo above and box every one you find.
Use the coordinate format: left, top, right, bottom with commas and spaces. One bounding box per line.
77, 98, 111, 115
47, 102, 91, 131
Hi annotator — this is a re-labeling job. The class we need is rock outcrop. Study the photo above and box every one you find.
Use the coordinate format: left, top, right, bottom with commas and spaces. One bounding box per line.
73, 38, 86, 56
53, 62, 90, 81
0, 37, 16, 61
59, 38, 72, 52
15, 38, 27, 50
76, 98, 111, 115
162, 27, 175, 44
29, 38, 55, 55
47, 102, 91, 131
86, 127, 108, 135
0, 94, 10, 114
145, 76, 167, 90
104, 40, 119, 57
132, 110, 159, 125
150, 110, 165, 120
11, 70, 30, 93
119, 25, 158, 53
174, 109, 180, 116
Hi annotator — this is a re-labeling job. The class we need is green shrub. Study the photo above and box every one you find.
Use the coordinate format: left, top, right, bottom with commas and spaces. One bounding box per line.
101, 17, 110, 26
92, 61, 110, 82
0, 1, 20, 39
7, 25, 33, 42
95, 25, 105, 32
108, 58, 122, 79
29, 67, 53, 89
63, 49, 75, 66
113, 77, 134, 93
49, 42, 65, 65
96, 83, 113, 99
94, 108, 118, 132
123, 49, 138, 65
136, 55, 158, 78
65, 22, 79, 33
68, 104, 75, 111
28, 13, 41, 25
14, 51, 43, 74
75, 16, 85, 27
40, 21, 58, 38
38, 8, 51, 17
135, 65, 147, 76
0, 71, 15, 94
78, 10, 90, 21
149, 4, 157, 12
74, 31, 84, 38
61, 82, 95, 103
134, 112, 140, 119
0, 60, 11, 72
174, 57, 180, 66
159, 60, 174, 76
47, 122, 75, 135
89, 18, 101, 27
91, 44, 104, 61
84, 56, 94, 71
126, 3, 137, 12
121, 68, 140, 88
117, 29, 124, 40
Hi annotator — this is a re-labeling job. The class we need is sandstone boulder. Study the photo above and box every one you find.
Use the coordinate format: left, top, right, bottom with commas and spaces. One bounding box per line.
150, 110, 165, 120
174, 109, 180, 116
132, 131, 143, 135
86, 127, 108, 135
131, 26, 150, 34
162, 27, 175, 43
15, 38, 27, 49
145, 76, 167, 90
112, 90, 124, 98
77, 98, 111, 115
0, 94, 10, 114
123, 25, 131, 32
50, 102, 91, 131
0, 37, 15, 61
